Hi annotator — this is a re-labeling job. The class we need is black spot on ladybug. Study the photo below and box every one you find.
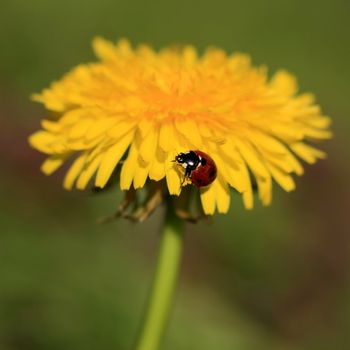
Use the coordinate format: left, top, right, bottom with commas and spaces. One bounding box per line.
196, 179, 203, 185
200, 158, 207, 166
209, 170, 216, 178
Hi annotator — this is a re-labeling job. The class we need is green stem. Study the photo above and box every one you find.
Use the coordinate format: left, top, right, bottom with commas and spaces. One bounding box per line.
134, 204, 184, 350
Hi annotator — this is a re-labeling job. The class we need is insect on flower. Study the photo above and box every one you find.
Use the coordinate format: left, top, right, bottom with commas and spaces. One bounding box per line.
175, 150, 217, 188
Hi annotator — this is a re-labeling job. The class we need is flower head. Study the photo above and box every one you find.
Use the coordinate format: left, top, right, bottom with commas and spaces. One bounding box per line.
29, 37, 332, 217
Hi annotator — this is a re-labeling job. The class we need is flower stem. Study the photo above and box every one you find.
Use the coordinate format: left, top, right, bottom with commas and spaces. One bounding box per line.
134, 204, 184, 350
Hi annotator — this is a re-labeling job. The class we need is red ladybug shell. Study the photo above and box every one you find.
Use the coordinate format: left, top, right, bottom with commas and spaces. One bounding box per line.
190, 150, 217, 188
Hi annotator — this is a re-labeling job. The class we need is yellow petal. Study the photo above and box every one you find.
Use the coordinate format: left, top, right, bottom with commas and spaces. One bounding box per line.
235, 138, 270, 179
251, 131, 290, 155
175, 118, 202, 147
68, 119, 94, 140
182, 46, 198, 66
67, 138, 98, 151
165, 153, 181, 196
32, 90, 65, 112
290, 142, 326, 164
207, 146, 245, 193
60, 109, 86, 126
214, 157, 241, 192
198, 123, 213, 138
159, 121, 175, 152
294, 93, 315, 106
262, 151, 294, 173
116, 38, 133, 57
228, 53, 251, 73
137, 118, 153, 138
270, 70, 298, 96
270, 124, 303, 142
95, 132, 133, 188
41, 120, 61, 132
238, 157, 254, 209
41, 155, 68, 175
303, 116, 331, 129
215, 177, 230, 213
303, 128, 333, 140
219, 139, 243, 166
173, 130, 193, 153
243, 189, 254, 210
28, 131, 57, 154
76, 153, 103, 190
266, 162, 296, 192
138, 127, 158, 163
133, 159, 150, 189
222, 146, 253, 205
63, 152, 88, 190
149, 148, 167, 181
86, 139, 110, 163
200, 185, 216, 215
108, 121, 136, 139
85, 118, 117, 141
256, 176, 272, 206
256, 137, 304, 175
50, 141, 69, 154
92, 37, 117, 61
120, 143, 138, 190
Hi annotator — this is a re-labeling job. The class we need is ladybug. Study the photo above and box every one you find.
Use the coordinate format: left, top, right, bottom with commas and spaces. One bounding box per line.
174, 150, 217, 188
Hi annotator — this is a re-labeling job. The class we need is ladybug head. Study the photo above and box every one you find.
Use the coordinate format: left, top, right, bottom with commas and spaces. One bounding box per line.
175, 153, 186, 164
174, 151, 200, 169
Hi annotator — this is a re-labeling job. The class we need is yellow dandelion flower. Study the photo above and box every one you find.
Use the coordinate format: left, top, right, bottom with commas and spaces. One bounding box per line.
29, 37, 332, 216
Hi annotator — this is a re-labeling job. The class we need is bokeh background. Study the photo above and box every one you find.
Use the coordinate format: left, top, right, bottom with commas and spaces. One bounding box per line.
1, 0, 349, 349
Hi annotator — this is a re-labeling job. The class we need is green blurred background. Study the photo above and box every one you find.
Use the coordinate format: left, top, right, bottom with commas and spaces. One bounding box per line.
1, 0, 349, 349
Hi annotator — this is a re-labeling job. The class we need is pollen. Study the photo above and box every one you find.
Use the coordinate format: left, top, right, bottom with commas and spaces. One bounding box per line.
29, 37, 332, 216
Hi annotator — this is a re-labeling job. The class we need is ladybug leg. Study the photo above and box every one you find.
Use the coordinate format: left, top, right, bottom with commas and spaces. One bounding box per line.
180, 167, 192, 187
185, 166, 192, 177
